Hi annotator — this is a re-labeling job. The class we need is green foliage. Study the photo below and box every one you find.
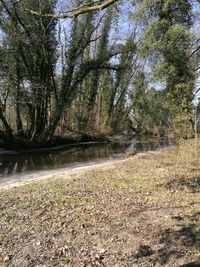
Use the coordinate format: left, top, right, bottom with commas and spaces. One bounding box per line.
130, 72, 171, 128
131, 0, 196, 124
0, 0, 198, 144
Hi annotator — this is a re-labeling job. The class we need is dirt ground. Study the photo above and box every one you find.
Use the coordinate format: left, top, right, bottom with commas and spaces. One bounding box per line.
0, 139, 200, 267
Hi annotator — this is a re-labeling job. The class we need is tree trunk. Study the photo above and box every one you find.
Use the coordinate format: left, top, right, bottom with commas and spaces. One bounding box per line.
15, 59, 24, 136
0, 105, 17, 146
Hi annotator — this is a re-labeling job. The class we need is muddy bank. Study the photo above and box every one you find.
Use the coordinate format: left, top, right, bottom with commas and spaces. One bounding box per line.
0, 134, 135, 155
0, 132, 172, 154
0, 141, 108, 156
0, 139, 199, 266
0, 135, 110, 154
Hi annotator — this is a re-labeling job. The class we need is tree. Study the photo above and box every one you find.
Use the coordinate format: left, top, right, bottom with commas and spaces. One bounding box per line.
132, 0, 195, 116
0, 0, 58, 141
0, 0, 125, 146
0, 0, 199, 148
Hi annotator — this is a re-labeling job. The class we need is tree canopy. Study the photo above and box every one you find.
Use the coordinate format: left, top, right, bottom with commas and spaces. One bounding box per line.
0, 0, 199, 148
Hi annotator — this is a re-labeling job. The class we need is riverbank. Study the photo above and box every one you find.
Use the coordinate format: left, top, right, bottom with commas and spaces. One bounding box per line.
1, 139, 200, 266
0, 134, 134, 156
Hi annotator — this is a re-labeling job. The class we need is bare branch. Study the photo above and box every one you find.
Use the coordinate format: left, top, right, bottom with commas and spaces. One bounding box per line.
190, 45, 200, 58
29, 0, 119, 19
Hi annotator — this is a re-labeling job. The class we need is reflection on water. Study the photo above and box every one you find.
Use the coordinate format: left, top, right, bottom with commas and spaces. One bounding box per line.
0, 138, 174, 179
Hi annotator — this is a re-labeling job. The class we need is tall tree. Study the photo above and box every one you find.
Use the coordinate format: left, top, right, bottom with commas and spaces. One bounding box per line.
0, 0, 58, 141
132, 0, 195, 114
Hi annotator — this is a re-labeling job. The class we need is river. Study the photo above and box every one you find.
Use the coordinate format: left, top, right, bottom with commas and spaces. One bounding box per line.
0, 137, 174, 185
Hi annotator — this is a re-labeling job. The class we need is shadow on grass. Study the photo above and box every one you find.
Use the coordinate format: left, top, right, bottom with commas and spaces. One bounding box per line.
158, 211, 200, 265
157, 225, 199, 265
165, 176, 200, 193
180, 263, 200, 267
133, 212, 200, 266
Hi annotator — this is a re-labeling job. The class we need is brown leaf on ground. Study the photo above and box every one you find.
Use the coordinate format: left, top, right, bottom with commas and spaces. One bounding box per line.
0, 139, 200, 266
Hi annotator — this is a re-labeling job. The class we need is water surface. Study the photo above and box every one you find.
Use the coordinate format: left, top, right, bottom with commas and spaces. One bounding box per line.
0, 138, 174, 184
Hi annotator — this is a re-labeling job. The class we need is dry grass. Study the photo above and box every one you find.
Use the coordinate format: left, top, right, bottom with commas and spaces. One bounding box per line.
0, 139, 200, 266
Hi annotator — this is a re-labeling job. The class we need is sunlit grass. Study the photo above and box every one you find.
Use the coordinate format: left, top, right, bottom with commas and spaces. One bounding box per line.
0, 139, 200, 265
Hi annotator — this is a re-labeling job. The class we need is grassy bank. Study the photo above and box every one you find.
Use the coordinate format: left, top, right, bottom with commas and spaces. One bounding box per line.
0, 139, 200, 267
